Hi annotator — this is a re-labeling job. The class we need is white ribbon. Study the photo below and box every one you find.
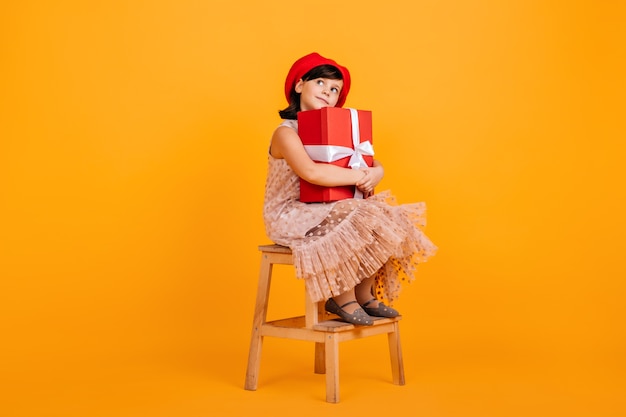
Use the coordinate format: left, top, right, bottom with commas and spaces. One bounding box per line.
303, 108, 374, 199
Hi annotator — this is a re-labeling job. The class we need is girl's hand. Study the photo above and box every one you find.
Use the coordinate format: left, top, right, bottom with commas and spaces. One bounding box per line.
356, 163, 383, 197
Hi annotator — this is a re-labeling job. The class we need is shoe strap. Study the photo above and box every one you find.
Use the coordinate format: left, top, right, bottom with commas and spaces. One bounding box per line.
361, 298, 378, 308
339, 300, 360, 309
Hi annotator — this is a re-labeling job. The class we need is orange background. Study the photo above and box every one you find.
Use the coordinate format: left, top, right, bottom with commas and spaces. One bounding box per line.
1, 1, 624, 416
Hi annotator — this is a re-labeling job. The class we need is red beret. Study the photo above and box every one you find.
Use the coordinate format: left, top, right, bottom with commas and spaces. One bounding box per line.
284, 52, 351, 108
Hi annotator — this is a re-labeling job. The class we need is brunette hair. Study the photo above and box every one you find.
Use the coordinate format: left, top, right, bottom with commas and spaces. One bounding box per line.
278, 64, 344, 120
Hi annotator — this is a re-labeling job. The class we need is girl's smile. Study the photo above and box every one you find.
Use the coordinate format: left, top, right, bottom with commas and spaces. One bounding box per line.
317, 95, 329, 105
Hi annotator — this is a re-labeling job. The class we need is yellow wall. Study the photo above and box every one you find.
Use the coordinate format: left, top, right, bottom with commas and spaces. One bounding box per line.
1, 1, 624, 416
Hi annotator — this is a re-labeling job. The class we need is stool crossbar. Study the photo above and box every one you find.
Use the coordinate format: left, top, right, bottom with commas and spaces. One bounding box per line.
244, 244, 405, 403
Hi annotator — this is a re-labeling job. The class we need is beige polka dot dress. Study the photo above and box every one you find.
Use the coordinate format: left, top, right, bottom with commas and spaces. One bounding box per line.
263, 120, 437, 304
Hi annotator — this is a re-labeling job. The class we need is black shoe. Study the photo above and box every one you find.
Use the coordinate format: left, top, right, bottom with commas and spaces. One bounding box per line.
325, 298, 374, 326
360, 298, 400, 318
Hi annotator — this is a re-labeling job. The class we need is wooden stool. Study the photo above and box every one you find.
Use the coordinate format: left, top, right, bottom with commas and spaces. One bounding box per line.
244, 244, 405, 403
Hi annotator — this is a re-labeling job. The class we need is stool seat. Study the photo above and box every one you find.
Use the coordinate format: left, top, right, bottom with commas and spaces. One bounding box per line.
244, 244, 405, 403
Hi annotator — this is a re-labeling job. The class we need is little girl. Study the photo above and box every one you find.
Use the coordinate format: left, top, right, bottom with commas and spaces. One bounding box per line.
263, 52, 437, 326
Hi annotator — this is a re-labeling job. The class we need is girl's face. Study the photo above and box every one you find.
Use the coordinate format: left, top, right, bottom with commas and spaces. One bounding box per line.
295, 77, 344, 111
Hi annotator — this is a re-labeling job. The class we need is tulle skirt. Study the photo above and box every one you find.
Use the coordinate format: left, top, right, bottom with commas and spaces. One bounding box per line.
290, 191, 437, 304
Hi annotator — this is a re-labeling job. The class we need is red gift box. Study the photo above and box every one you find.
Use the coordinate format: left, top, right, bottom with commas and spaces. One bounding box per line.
297, 107, 374, 203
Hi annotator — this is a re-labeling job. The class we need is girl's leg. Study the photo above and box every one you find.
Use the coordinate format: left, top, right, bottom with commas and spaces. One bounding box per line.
330, 275, 379, 311
355, 275, 378, 306
355, 274, 400, 317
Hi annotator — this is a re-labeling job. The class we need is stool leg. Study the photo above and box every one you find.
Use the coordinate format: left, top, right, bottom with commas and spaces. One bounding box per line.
325, 332, 340, 403
314, 343, 325, 374
388, 321, 405, 385
244, 254, 273, 391
313, 300, 326, 374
